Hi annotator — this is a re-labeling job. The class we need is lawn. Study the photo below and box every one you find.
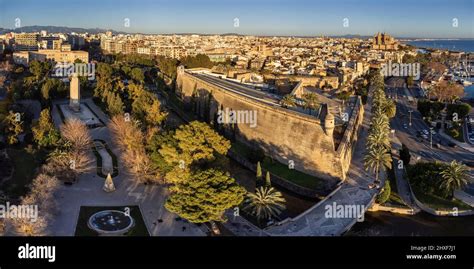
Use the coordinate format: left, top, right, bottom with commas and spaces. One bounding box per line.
412, 186, 472, 211
261, 158, 324, 189
382, 169, 409, 208
447, 125, 465, 143
1, 147, 45, 199
231, 141, 325, 190
75, 206, 150, 236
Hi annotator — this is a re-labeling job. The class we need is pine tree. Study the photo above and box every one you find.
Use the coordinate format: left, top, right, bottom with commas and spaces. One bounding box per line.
265, 171, 271, 187
165, 169, 245, 223
32, 108, 60, 148
4, 111, 24, 145
256, 161, 263, 187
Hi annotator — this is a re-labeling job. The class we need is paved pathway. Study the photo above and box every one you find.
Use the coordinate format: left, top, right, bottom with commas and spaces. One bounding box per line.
49, 99, 205, 236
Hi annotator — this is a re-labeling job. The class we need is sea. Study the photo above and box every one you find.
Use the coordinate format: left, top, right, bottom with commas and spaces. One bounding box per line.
406, 39, 474, 99
406, 39, 474, 53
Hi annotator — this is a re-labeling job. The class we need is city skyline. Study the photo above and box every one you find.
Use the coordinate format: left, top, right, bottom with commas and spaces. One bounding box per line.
1, 0, 473, 38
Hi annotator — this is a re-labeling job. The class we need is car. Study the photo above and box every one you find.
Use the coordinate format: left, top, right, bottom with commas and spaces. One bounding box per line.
423, 129, 429, 135
210, 221, 221, 235
434, 143, 441, 148
403, 123, 408, 129
448, 142, 457, 148
422, 134, 428, 139
430, 129, 436, 135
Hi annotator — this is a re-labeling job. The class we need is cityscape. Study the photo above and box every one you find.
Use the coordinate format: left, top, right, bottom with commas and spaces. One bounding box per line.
0, 0, 473, 265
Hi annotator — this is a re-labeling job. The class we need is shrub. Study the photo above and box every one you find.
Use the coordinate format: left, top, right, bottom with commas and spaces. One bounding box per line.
376, 180, 391, 204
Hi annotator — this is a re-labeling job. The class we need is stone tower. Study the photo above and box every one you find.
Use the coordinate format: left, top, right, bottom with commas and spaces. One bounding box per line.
69, 73, 81, 112
324, 110, 335, 138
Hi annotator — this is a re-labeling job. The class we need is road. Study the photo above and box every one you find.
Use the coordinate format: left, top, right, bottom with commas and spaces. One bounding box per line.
386, 78, 474, 164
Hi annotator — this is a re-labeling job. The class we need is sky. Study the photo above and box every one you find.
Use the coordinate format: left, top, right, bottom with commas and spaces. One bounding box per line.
0, 0, 473, 38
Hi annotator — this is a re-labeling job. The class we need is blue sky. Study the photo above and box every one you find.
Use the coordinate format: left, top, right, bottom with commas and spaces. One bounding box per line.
0, 0, 473, 38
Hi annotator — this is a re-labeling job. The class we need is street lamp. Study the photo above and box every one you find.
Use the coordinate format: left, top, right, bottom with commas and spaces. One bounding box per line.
408, 110, 413, 126
430, 127, 433, 149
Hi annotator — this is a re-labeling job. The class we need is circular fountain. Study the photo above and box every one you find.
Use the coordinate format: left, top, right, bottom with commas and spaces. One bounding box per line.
87, 210, 135, 235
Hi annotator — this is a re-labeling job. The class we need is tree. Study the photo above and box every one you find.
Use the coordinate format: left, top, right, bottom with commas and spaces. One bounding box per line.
244, 186, 286, 221
364, 146, 392, 183
3, 111, 24, 145
367, 127, 390, 151
376, 180, 391, 204
145, 99, 168, 127
107, 92, 124, 116
382, 99, 396, 119
41, 78, 66, 101
60, 119, 92, 152
301, 92, 319, 114
265, 171, 271, 187
32, 108, 60, 148
165, 169, 246, 223
109, 115, 159, 183
29, 60, 51, 80
439, 161, 469, 198
432, 81, 464, 103
6, 173, 59, 236
447, 103, 471, 120
280, 94, 296, 108
256, 161, 263, 186
131, 67, 145, 83
97, 63, 113, 79
180, 54, 214, 69
59, 118, 93, 175
159, 121, 231, 168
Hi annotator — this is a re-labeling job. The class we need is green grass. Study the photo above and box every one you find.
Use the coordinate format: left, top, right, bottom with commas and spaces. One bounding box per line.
447, 125, 465, 143
75, 206, 149, 236
2, 147, 45, 199
412, 186, 472, 211
231, 141, 325, 190
383, 169, 409, 208
261, 158, 324, 189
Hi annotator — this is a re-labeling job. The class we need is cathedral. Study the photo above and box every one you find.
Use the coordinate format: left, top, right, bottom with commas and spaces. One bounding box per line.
372, 32, 399, 50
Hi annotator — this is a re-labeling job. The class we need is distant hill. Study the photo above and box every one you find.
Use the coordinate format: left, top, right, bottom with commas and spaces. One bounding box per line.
0, 25, 126, 35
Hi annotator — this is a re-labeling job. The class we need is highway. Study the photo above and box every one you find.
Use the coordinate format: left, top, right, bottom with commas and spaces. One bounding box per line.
386, 78, 474, 164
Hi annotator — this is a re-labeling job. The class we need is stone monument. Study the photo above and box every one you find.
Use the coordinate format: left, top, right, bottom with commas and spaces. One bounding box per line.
103, 173, 116, 192
69, 73, 81, 112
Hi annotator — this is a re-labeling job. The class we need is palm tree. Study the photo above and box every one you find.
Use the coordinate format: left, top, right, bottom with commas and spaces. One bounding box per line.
367, 129, 391, 150
439, 161, 469, 198
301, 92, 319, 114
280, 94, 296, 108
364, 146, 392, 183
244, 186, 286, 222
382, 99, 397, 119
